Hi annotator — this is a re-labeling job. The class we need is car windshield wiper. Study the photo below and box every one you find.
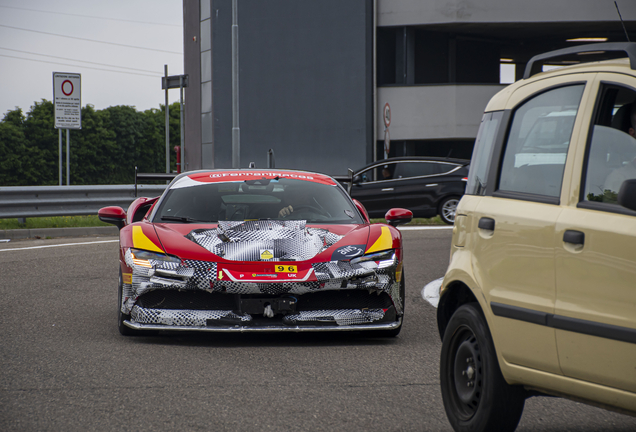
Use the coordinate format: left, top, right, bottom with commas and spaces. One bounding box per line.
160, 216, 210, 223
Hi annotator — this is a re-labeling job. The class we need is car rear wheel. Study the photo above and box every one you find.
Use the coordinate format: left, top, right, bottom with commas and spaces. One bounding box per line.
439, 196, 459, 225
440, 303, 525, 432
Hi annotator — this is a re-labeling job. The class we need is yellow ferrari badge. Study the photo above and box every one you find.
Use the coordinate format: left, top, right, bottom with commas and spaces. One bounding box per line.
260, 249, 274, 260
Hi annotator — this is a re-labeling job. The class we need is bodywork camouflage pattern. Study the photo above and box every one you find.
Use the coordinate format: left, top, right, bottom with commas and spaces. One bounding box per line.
112, 168, 407, 332
121, 220, 403, 327
186, 220, 343, 261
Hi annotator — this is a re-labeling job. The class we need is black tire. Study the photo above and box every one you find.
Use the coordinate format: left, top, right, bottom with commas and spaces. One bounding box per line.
374, 273, 405, 337
440, 303, 525, 432
439, 196, 460, 225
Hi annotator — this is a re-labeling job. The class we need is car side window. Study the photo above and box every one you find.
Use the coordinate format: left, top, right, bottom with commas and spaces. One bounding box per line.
393, 162, 442, 179
357, 167, 375, 183
357, 163, 397, 182
498, 85, 584, 198
582, 85, 636, 206
466, 111, 503, 195
436, 163, 461, 175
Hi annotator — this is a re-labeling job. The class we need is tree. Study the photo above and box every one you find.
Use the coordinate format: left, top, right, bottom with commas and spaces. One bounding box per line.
71, 104, 115, 185
135, 103, 180, 175
0, 100, 181, 186
0, 108, 31, 185
23, 100, 58, 185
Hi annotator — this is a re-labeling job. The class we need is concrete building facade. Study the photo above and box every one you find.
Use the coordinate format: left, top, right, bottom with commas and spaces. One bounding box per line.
182, 0, 636, 175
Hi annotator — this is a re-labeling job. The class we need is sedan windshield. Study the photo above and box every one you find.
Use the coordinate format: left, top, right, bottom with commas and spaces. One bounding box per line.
153, 177, 364, 224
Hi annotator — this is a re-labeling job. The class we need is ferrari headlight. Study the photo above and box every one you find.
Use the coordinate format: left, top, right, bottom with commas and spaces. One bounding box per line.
350, 249, 396, 266
129, 248, 181, 268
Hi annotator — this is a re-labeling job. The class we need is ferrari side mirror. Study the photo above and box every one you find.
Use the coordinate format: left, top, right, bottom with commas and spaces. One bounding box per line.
385, 208, 413, 227
98, 206, 127, 230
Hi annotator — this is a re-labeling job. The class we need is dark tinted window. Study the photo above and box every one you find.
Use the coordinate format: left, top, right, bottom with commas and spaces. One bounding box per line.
153, 178, 363, 224
357, 163, 397, 182
393, 162, 443, 178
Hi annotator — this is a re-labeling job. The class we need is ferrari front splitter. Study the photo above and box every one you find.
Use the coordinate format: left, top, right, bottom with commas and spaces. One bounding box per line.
123, 317, 402, 333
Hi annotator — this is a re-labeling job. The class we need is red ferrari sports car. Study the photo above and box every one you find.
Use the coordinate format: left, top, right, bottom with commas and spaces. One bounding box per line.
99, 169, 412, 336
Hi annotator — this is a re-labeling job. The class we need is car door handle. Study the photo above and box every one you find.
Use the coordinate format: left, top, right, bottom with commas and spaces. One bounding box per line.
563, 230, 585, 245
478, 217, 495, 231
381, 188, 394, 191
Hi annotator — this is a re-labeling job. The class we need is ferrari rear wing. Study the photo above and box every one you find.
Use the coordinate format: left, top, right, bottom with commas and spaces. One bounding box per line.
134, 167, 177, 197
332, 169, 355, 194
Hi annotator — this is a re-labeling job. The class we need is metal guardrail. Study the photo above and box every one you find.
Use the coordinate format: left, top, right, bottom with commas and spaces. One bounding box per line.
0, 184, 167, 219
0, 168, 351, 220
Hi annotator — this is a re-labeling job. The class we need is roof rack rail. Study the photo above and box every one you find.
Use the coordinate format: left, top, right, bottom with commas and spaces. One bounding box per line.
523, 42, 636, 79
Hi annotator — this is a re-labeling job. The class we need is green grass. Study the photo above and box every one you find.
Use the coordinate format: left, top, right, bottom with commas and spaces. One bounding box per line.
0, 215, 110, 230
370, 216, 446, 225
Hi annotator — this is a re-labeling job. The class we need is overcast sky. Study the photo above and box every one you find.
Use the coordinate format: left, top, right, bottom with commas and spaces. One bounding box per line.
0, 0, 183, 118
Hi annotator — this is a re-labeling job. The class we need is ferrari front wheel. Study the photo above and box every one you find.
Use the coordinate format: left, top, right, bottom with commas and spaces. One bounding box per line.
440, 303, 525, 432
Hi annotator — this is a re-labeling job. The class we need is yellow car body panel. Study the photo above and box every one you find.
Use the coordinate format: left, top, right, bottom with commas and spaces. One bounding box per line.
441, 54, 636, 415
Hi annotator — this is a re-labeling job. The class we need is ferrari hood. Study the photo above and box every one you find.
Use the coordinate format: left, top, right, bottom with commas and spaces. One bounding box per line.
185, 220, 344, 261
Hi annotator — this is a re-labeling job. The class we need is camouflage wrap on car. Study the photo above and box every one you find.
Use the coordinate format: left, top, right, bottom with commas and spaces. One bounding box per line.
185, 220, 343, 261
120, 221, 403, 327
123, 253, 402, 315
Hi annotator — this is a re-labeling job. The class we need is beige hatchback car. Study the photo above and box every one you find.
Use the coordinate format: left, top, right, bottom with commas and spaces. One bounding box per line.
436, 42, 636, 432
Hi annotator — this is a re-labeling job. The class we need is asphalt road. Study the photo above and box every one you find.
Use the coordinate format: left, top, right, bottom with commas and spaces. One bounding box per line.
1, 229, 634, 431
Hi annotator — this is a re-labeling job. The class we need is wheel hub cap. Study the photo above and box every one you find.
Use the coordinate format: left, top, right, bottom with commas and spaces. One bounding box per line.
443, 200, 458, 222
453, 338, 481, 405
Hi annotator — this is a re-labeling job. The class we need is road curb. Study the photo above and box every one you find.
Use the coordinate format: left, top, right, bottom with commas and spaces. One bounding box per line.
0, 226, 118, 240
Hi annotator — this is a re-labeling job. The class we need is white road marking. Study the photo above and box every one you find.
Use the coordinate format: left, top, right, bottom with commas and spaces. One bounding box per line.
0, 223, 451, 251
0, 239, 119, 252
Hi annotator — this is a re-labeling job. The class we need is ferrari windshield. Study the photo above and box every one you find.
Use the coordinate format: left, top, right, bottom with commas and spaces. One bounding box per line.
152, 176, 364, 224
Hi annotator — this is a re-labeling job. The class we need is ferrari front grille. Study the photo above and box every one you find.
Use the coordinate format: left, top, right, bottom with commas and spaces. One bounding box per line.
135, 289, 394, 312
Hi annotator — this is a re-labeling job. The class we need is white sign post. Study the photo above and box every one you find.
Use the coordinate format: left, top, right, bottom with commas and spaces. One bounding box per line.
53, 72, 81, 185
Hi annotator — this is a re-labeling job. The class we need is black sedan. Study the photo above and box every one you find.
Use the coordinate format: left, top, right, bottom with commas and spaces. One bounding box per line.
348, 157, 469, 224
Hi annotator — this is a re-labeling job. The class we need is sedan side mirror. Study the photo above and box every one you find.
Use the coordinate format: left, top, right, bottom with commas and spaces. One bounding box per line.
385, 208, 413, 227
98, 206, 127, 230
618, 179, 636, 212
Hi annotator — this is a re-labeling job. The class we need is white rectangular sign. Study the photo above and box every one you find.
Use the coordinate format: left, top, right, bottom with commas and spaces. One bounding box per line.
53, 72, 81, 129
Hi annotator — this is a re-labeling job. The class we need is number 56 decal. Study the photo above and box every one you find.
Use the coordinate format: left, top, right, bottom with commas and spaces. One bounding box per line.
275, 265, 297, 273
